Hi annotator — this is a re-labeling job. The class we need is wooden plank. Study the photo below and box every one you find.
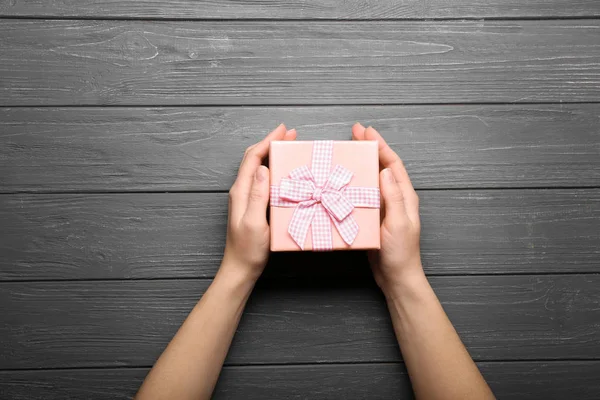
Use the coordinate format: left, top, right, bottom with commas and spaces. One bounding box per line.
479, 361, 600, 400
2, 361, 599, 400
0, 368, 150, 400
1, 190, 598, 281
228, 361, 600, 400
2, 0, 600, 19
0, 194, 228, 281
1, 275, 599, 369
2, 106, 599, 192
1, 20, 599, 105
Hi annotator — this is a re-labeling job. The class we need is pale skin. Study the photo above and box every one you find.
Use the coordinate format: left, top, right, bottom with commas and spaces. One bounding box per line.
135, 123, 495, 400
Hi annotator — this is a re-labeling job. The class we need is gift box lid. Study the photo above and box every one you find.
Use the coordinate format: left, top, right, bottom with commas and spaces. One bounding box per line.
269, 140, 380, 251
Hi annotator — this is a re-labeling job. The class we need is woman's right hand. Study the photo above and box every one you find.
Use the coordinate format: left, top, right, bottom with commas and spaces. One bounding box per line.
352, 123, 425, 297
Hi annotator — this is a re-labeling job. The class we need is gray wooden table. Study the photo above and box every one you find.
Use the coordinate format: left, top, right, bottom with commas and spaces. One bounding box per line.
1, 1, 600, 399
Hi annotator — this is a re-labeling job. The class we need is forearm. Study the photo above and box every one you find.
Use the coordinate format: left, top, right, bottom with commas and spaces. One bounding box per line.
136, 263, 256, 400
384, 270, 495, 400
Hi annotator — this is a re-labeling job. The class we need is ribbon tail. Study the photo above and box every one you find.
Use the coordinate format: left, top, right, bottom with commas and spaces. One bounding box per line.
311, 205, 334, 251
271, 186, 300, 207
331, 214, 359, 246
288, 203, 317, 250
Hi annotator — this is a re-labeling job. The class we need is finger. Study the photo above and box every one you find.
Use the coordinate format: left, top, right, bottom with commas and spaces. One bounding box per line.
380, 168, 407, 221
364, 126, 405, 177
284, 128, 297, 141
243, 165, 270, 226
239, 123, 286, 176
364, 126, 418, 216
232, 124, 286, 219
352, 122, 366, 140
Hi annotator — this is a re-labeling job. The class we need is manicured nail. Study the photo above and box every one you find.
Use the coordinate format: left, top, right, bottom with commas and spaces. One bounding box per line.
256, 166, 267, 182
383, 168, 395, 182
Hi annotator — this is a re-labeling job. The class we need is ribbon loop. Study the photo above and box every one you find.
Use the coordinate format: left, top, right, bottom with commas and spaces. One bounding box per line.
280, 178, 315, 202
324, 165, 354, 191
321, 191, 354, 221
289, 165, 314, 182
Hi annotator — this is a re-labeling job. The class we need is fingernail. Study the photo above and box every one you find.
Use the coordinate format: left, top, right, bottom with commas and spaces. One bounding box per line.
287, 128, 296, 135
383, 168, 395, 182
255, 167, 267, 182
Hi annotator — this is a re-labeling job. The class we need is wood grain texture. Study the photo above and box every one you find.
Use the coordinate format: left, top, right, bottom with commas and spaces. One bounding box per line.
1, 190, 599, 281
1, 20, 599, 105
0, 194, 228, 280
1, 275, 599, 369
2, 105, 599, 192
1, 0, 600, 19
2, 361, 600, 400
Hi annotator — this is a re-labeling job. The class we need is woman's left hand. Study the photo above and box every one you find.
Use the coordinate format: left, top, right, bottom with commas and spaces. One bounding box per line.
221, 123, 297, 282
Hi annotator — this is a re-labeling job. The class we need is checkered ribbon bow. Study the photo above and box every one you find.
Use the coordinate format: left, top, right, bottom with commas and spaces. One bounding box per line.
270, 141, 380, 250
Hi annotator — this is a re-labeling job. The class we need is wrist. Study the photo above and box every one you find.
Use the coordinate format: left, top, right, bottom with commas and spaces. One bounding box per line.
380, 268, 430, 303
216, 259, 261, 294
200, 262, 257, 321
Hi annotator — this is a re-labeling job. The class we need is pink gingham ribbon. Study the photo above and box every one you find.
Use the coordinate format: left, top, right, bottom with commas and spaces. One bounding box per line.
270, 141, 380, 250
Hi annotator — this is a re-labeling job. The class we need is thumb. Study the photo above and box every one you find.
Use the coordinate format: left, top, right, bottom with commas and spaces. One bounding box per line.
243, 165, 270, 225
380, 168, 406, 220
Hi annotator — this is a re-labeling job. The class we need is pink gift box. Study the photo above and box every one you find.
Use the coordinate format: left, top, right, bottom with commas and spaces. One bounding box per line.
269, 140, 381, 251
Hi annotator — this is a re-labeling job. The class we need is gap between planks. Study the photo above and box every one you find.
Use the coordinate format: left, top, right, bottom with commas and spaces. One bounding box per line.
2, 101, 600, 108
2, 272, 600, 284
1, 186, 599, 196
1, 16, 600, 22
0, 359, 599, 373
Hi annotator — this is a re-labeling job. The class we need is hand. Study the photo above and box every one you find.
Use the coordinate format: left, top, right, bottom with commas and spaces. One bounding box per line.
221, 123, 297, 282
352, 123, 424, 295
